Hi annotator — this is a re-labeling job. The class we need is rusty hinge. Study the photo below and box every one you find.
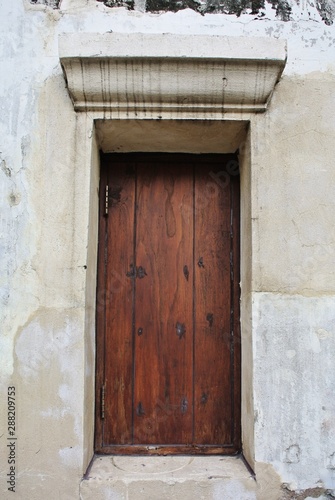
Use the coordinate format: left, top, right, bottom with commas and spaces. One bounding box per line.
101, 385, 105, 419
104, 185, 109, 216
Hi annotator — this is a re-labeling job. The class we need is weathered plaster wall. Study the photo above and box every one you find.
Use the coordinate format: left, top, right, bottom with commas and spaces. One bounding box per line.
31, 0, 335, 24
1, 0, 335, 498
251, 75, 335, 491
97, 0, 335, 25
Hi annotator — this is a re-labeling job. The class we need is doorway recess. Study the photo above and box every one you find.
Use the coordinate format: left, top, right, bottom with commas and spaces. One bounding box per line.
95, 153, 240, 455
59, 31, 286, 470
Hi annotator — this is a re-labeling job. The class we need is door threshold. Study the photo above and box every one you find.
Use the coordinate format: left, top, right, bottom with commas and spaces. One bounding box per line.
96, 444, 238, 455
81, 455, 256, 499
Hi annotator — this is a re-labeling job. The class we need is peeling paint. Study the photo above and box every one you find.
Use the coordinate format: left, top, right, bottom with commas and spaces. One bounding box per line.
281, 485, 334, 499
97, 0, 134, 10
316, 0, 335, 25
270, 0, 292, 21
30, 0, 61, 8
97, 0, 334, 23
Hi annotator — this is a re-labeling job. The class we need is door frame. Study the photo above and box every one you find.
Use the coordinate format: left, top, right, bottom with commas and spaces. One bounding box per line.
94, 152, 241, 455
60, 33, 285, 472
76, 118, 253, 470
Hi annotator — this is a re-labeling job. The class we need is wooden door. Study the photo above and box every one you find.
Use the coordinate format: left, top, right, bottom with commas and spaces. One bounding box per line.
95, 153, 240, 455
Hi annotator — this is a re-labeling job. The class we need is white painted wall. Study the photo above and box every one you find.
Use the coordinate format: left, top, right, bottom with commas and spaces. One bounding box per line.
1, 0, 335, 498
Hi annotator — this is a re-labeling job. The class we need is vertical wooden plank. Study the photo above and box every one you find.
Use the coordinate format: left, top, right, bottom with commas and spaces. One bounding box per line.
194, 159, 233, 445
231, 168, 242, 450
103, 158, 135, 445
134, 160, 194, 444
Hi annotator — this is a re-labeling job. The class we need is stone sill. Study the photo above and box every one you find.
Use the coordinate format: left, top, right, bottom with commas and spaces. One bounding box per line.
80, 455, 257, 499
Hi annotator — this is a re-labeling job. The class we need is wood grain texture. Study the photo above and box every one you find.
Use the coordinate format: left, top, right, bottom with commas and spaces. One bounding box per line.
194, 162, 232, 445
134, 163, 193, 444
96, 154, 241, 454
103, 160, 136, 445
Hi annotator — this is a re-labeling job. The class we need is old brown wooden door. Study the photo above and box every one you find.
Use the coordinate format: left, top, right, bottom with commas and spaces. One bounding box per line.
95, 153, 240, 455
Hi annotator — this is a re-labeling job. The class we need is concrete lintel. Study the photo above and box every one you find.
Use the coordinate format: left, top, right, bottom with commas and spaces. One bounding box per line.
59, 33, 287, 115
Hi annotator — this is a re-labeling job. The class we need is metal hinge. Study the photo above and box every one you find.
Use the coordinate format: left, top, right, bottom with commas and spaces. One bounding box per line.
104, 185, 109, 216
101, 385, 105, 419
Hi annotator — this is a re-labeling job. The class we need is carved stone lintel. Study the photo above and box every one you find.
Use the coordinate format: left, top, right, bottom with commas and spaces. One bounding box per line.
59, 33, 287, 116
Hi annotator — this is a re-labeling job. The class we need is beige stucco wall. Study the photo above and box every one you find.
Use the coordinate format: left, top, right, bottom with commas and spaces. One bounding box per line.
1, 0, 335, 498
251, 75, 335, 489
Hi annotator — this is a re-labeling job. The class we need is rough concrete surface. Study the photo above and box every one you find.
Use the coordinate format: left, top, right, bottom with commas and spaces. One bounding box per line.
80, 456, 258, 499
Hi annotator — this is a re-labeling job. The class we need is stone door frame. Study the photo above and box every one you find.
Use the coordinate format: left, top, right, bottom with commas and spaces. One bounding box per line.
59, 32, 287, 473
